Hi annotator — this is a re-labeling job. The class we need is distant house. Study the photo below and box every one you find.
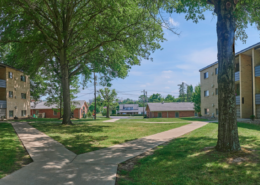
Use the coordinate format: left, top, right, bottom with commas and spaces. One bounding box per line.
118, 104, 139, 115
138, 107, 146, 115
31, 100, 88, 119
146, 102, 195, 118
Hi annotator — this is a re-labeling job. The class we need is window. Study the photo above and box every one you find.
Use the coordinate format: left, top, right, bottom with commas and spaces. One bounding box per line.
204, 72, 209, 79
204, 90, 209, 97
8, 72, 13, 79
21, 110, 26, 116
158, 112, 162, 118
53, 110, 57, 116
21, 93, 26, 99
9, 91, 13, 98
204, 108, 209, 115
9, 110, 13, 118
216, 109, 218, 115
175, 112, 179, 118
36, 110, 39, 115
215, 88, 218, 95
21, 75, 26, 82
215, 68, 218, 75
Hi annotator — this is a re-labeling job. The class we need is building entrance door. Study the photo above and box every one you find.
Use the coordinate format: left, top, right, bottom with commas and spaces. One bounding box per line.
175, 112, 179, 118
158, 112, 162, 118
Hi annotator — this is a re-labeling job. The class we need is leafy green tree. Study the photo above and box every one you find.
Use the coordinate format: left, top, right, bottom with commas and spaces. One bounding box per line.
187, 85, 193, 102
88, 102, 101, 114
148, 93, 163, 102
169, 0, 259, 152
164, 94, 175, 102
191, 84, 201, 114
98, 88, 118, 118
0, 0, 166, 124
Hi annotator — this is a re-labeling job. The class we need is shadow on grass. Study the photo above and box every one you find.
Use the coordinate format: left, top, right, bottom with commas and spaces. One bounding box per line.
118, 135, 260, 185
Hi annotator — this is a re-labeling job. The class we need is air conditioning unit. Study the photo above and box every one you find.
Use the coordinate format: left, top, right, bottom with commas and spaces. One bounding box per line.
14, 106, 17, 109
212, 92, 214, 95
212, 104, 214, 107
212, 72, 214, 75
211, 84, 214, 88
15, 96, 16, 99
14, 88, 16, 91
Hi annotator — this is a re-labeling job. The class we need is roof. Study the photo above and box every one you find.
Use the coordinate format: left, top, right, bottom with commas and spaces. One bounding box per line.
0, 63, 24, 72
119, 104, 139, 110
31, 100, 87, 109
138, 107, 146, 112
199, 42, 260, 72
147, 102, 194, 112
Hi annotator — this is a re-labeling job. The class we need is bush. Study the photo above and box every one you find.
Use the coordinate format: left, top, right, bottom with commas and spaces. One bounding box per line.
87, 112, 92, 118
250, 115, 255, 121
112, 110, 116, 114
102, 109, 107, 116
199, 114, 202, 117
133, 114, 145, 116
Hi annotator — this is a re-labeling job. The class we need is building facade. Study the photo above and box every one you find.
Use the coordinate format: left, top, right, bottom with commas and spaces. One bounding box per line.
31, 100, 88, 119
118, 104, 139, 115
0, 64, 30, 119
200, 42, 260, 119
146, 102, 195, 118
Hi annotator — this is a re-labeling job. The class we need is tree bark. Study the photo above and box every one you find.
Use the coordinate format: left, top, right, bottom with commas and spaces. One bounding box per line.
215, 0, 241, 152
107, 105, 110, 118
60, 49, 72, 124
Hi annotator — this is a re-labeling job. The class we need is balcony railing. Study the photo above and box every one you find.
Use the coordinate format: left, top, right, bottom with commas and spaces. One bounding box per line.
235, 71, 240, 82
0, 100, 6, 108
255, 65, 260, 77
256, 94, 260, 105
0, 79, 6, 88
236, 96, 240, 105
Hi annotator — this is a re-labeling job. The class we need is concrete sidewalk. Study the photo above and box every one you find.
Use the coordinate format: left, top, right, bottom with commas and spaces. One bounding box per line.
103, 119, 119, 122
0, 121, 208, 185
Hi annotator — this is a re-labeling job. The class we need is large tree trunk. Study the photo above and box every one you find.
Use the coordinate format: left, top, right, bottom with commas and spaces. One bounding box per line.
215, 0, 241, 152
60, 49, 72, 124
107, 105, 110, 118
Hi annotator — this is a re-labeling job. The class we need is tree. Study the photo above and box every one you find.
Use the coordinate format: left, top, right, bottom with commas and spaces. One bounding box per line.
98, 88, 118, 118
178, 82, 186, 102
169, 0, 258, 152
191, 84, 201, 114
187, 85, 193, 102
164, 94, 175, 102
148, 93, 163, 102
0, 0, 167, 124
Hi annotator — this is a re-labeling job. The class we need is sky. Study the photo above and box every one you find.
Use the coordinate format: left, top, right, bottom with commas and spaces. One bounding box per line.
74, 11, 260, 103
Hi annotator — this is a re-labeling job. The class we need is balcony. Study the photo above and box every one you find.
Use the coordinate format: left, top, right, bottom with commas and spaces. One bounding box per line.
0, 100, 6, 108
0, 79, 6, 88
236, 96, 240, 105
256, 94, 260, 105
255, 65, 260, 77
235, 71, 240, 82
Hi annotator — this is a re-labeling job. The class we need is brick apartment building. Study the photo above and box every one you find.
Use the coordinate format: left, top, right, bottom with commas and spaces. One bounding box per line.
146, 102, 195, 118
31, 100, 88, 119
0, 64, 30, 119
200, 42, 260, 118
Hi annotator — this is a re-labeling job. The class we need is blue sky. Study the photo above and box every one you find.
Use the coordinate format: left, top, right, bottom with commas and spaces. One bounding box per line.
75, 11, 260, 102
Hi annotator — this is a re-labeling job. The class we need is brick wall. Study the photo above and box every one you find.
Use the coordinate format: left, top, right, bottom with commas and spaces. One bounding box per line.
31, 109, 60, 118
147, 111, 195, 118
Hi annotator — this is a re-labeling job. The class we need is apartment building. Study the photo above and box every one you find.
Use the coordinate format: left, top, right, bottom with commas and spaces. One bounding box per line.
199, 42, 260, 119
0, 64, 30, 119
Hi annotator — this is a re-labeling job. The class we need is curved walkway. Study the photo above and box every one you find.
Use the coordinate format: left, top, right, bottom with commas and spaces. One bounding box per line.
0, 121, 208, 185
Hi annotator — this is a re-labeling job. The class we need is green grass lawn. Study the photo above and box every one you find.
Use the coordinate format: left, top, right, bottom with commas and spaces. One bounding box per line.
27, 118, 194, 154
118, 117, 207, 122
117, 122, 260, 185
0, 123, 32, 179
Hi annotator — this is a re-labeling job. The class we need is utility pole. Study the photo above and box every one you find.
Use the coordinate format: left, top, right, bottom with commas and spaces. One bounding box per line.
141, 89, 147, 118
94, 72, 97, 120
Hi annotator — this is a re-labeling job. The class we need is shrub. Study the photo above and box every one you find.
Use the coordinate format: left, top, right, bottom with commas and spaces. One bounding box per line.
250, 115, 255, 121
102, 109, 107, 116
112, 110, 116, 114
199, 114, 202, 117
87, 112, 92, 118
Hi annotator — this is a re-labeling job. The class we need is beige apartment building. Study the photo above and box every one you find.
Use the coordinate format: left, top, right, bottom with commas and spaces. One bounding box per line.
200, 42, 260, 119
0, 64, 30, 119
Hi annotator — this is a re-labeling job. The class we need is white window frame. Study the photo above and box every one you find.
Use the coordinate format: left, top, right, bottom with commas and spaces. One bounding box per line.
204, 90, 209, 97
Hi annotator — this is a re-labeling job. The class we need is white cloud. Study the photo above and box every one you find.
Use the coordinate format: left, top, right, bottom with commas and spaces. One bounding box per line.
176, 64, 191, 70
129, 71, 142, 76
169, 17, 179, 27
165, 86, 170, 89
184, 48, 217, 66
